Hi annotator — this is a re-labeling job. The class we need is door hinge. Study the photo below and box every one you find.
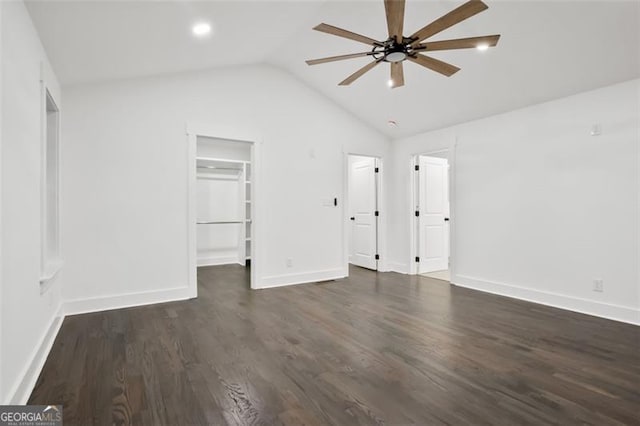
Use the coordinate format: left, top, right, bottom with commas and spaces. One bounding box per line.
415, 165, 419, 171
374, 167, 379, 173
415, 256, 420, 262
374, 211, 379, 217
375, 254, 380, 260
415, 210, 419, 217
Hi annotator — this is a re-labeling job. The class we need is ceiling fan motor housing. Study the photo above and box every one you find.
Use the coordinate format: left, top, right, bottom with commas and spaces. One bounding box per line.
385, 43, 408, 62
380, 37, 423, 63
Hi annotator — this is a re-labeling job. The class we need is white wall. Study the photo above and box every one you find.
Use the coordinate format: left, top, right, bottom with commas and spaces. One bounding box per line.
0, 1, 63, 403
60, 64, 390, 303
389, 79, 640, 324
197, 136, 251, 162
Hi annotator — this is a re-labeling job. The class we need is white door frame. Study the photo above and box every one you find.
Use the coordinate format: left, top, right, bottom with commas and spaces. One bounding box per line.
409, 144, 457, 278
186, 123, 262, 295
343, 152, 386, 274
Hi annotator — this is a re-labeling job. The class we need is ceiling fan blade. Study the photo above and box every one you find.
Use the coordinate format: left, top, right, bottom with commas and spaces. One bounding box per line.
418, 34, 500, 51
306, 52, 373, 66
410, 0, 488, 44
384, 0, 406, 43
313, 23, 381, 46
390, 62, 404, 88
339, 60, 381, 86
407, 54, 460, 77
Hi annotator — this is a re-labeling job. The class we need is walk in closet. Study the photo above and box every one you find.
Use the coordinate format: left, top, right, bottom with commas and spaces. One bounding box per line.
196, 136, 252, 267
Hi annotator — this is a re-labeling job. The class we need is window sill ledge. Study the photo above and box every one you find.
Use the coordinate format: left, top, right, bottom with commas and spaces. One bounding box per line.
40, 260, 63, 293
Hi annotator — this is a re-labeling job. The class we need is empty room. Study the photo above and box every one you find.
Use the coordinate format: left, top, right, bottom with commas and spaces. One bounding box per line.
1, 0, 638, 424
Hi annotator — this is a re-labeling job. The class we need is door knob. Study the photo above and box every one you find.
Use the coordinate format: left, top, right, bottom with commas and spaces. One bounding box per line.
444, 217, 450, 221
350, 217, 355, 221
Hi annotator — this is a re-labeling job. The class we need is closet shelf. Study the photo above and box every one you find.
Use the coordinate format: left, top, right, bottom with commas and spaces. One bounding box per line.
197, 166, 242, 171
197, 220, 243, 224
196, 156, 248, 164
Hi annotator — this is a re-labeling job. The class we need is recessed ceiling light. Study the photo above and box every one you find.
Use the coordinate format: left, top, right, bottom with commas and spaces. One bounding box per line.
192, 22, 211, 37
476, 43, 489, 51
387, 79, 394, 87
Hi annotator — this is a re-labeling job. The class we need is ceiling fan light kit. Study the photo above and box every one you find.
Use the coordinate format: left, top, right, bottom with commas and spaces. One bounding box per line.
306, 0, 501, 88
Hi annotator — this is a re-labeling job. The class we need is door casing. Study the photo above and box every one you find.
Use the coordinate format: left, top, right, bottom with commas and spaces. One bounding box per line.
186, 122, 261, 293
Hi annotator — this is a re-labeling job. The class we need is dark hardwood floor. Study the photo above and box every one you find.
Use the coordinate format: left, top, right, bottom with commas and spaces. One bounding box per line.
30, 265, 640, 425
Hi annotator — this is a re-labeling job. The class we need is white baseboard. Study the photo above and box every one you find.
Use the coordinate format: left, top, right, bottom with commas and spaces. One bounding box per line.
376, 259, 390, 272
6, 286, 194, 404
388, 261, 410, 274
7, 305, 64, 404
64, 286, 193, 316
257, 268, 346, 289
453, 274, 640, 326
197, 256, 240, 267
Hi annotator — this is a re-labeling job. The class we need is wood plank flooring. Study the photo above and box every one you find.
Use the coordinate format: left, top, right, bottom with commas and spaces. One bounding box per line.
30, 265, 640, 425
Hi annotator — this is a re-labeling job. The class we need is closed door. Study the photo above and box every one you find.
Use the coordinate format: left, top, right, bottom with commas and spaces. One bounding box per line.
349, 156, 377, 270
418, 156, 449, 273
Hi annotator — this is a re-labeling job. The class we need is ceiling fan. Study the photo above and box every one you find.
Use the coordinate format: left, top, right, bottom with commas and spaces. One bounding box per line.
306, 0, 500, 88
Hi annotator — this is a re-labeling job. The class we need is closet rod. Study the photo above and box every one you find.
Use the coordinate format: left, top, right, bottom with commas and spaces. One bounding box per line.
197, 221, 243, 224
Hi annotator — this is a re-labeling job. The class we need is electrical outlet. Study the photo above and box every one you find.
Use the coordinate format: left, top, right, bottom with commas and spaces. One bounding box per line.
286, 258, 293, 268
593, 279, 604, 292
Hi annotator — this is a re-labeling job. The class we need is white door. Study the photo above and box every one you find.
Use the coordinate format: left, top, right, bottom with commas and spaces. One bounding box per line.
418, 156, 449, 273
349, 157, 377, 270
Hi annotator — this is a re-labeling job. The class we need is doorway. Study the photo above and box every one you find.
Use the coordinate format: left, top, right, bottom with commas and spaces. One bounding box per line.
195, 137, 251, 270
186, 124, 259, 294
347, 154, 380, 271
415, 151, 450, 282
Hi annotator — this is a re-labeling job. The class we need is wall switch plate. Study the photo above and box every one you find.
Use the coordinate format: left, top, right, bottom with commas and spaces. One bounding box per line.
593, 279, 604, 292
286, 258, 293, 268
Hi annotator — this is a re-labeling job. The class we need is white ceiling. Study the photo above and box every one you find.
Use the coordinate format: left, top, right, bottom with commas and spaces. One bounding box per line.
25, 1, 326, 83
26, 0, 640, 138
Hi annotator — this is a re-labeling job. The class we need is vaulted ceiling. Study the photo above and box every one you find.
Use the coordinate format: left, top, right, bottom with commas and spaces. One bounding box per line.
26, 0, 640, 137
